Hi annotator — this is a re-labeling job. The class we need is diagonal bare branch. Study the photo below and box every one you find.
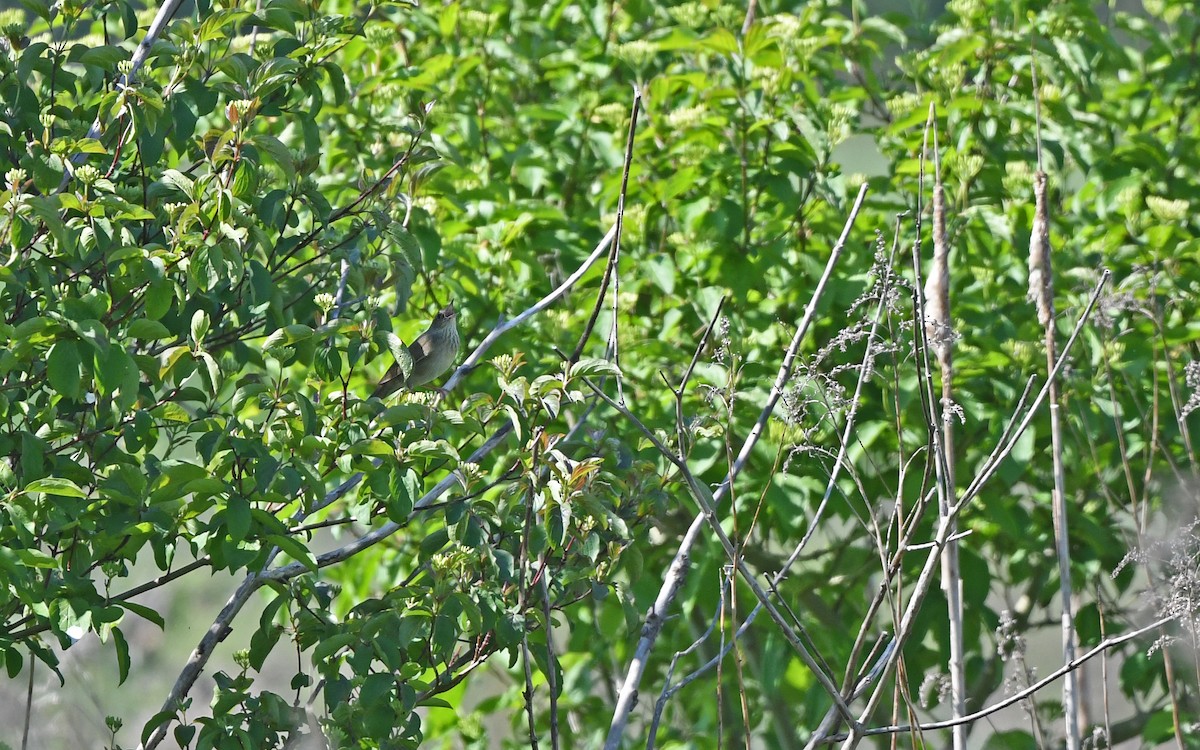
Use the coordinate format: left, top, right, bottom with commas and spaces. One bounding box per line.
603, 183, 871, 750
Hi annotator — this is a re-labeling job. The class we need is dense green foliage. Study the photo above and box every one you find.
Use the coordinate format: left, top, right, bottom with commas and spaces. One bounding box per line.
2, 0, 1200, 747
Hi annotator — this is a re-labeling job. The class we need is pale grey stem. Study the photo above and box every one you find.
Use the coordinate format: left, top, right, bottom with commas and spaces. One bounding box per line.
655, 257, 889, 746
646, 572, 728, 750
1031, 166, 1080, 750
329, 247, 357, 322
602, 184, 869, 750
442, 224, 617, 393
835, 271, 1110, 750
922, 104, 965, 748
62, 0, 185, 190
805, 640, 898, 748
822, 614, 1175, 742
588, 382, 861, 733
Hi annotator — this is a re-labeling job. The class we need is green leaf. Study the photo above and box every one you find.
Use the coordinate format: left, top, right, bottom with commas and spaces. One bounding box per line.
311, 632, 356, 663
702, 28, 738, 54
353, 439, 395, 457
144, 280, 174, 320
18, 0, 53, 21
190, 309, 210, 345
77, 44, 130, 67
405, 439, 459, 463
94, 346, 140, 409
13, 317, 52, 339
196, 351, 221, 394
112, 626, 131, 685
644, 254, 676, 294
982, 730, 1037, 750
4, 647, 23, 679
47, 339, 84, 398
70, 138, 110, 155
385, 467, 418, 521
250, 134, 296, 182
159, 169, 195, 199
569, 359, 621, 379
382, 331, 413, 383
119, 600, 165, 629
314, 345, 341, 381
419, 528, 449, 561
224, 497, 251, 541
263, 324, 314, 351
16, 548, 58, 568
25, 477, 87, 498
248, 594, 285, 671
268, 534, 317, 571
127, 319, 171, 340
63, 318, 108, 352
437, 1, 458, 35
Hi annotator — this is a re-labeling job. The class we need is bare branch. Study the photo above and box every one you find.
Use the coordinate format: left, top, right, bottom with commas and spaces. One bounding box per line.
569, 88, 642, 374
820, 614, 1176, 743
833, 269, 1111, 750
603, 184, 870, 750
587, 379, 861, 733
442, 224, 617, 393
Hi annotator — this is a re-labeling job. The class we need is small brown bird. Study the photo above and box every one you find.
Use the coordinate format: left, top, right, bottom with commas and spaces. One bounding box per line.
373, 303, 460, 398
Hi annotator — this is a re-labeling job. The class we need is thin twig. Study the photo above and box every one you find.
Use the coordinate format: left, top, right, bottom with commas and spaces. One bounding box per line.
568, 88, 642, 373
21, 654, 33, 750
820, 614, 1176, 742
834, 270, 1111, 750
606, 87, 641, 406
603, 184, 870, 750
519, 434, 541, 750
587, 379, 861, 732
670, 295, 727, 455
540, 556, 560, 750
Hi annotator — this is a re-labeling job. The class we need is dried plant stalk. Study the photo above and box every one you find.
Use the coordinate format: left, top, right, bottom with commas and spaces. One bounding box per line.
928, 179, 965, 749
1029, 168, 1081, 750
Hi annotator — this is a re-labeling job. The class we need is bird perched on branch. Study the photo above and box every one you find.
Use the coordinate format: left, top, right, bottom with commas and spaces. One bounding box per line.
373, 303, 460, 398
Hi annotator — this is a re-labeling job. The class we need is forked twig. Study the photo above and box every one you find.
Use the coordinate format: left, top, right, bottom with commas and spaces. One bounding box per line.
585, 379, 861, 731
821, 614, 1176, 743
603, 184, 870, 750
832, 270, 1111, 750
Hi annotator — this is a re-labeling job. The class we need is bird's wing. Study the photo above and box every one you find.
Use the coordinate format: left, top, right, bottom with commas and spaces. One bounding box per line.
372, 369, 403, 398
373, 333, 428, 398
407, 331, 436, 361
